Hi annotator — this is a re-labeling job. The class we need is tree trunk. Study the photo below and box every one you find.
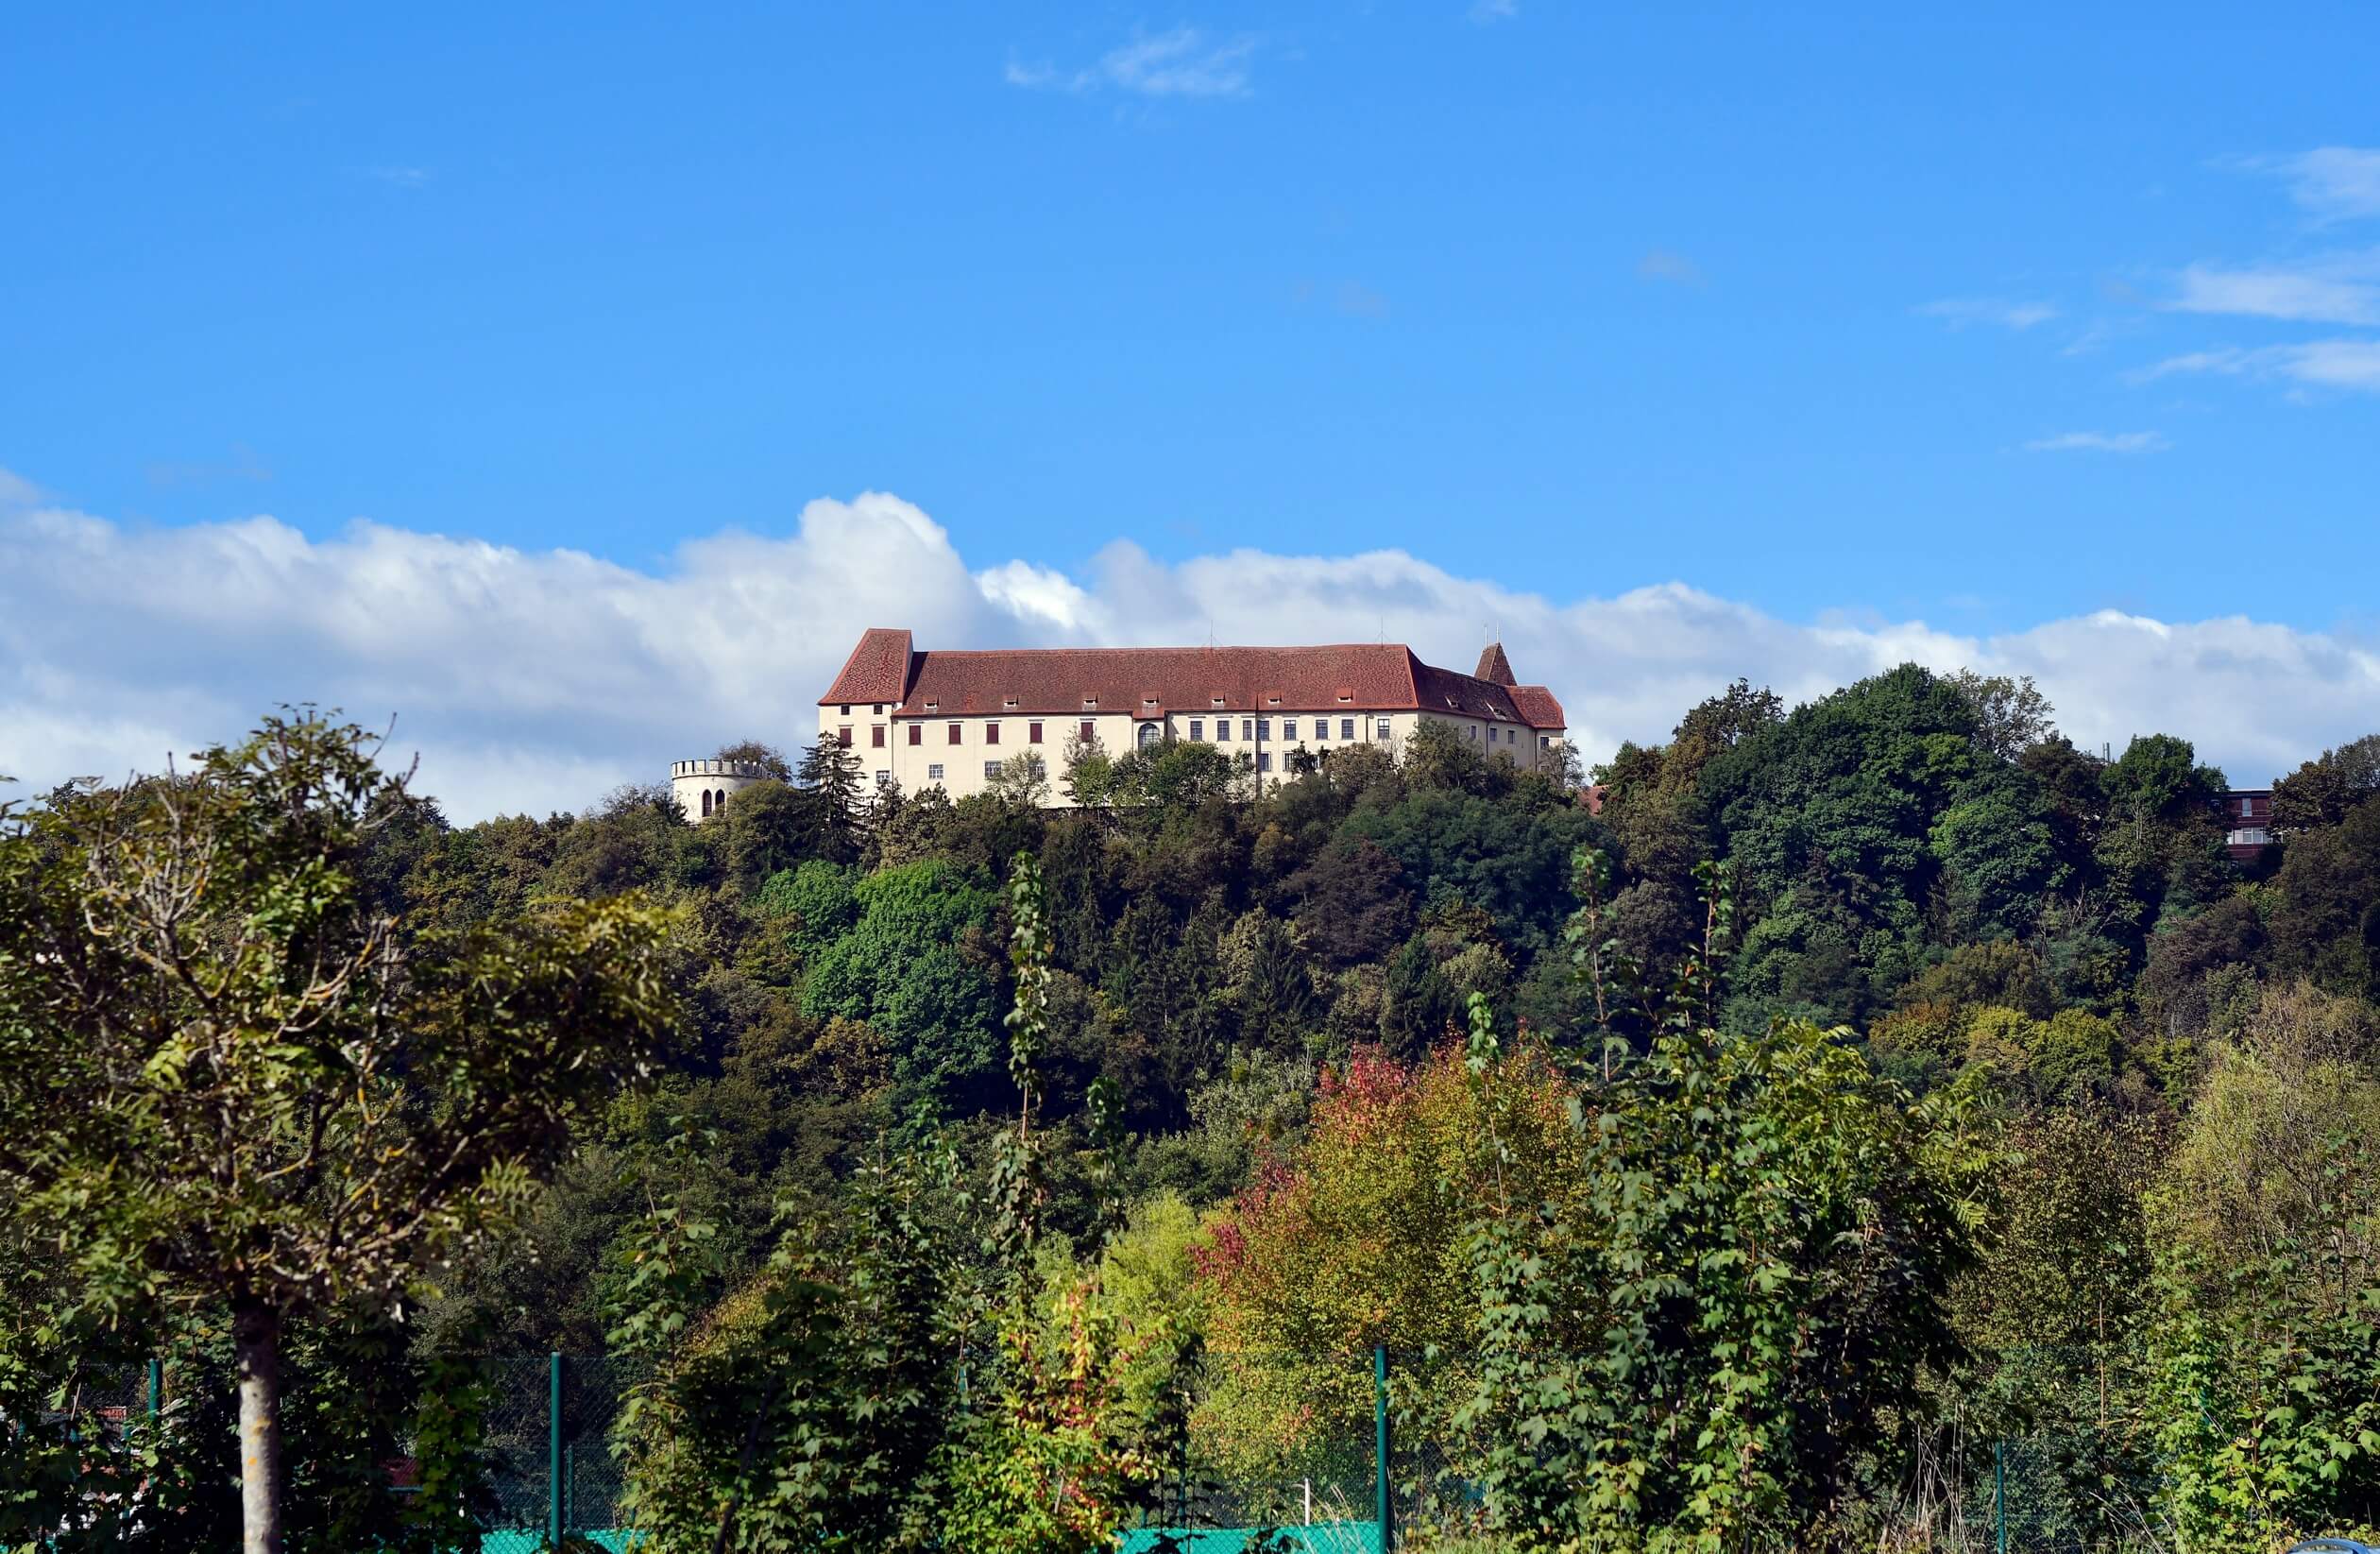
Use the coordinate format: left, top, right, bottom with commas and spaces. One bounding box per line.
232, 1298, 284, 1554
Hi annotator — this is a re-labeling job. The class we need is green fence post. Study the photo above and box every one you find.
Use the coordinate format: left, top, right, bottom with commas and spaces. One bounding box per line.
549, 1352, 565, 1548
1373, 1345, 1392, 1554
147, 1357, 162, 1419
1993, 1440, 2006, 1554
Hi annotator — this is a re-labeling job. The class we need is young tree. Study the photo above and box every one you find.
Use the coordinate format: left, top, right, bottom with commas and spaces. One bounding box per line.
0, 714, 675, 1553
986, 747, 1052, 809
1059, 727, 1115, 812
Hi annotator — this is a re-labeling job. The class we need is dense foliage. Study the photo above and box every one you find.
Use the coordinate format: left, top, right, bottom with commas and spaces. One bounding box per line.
12, 666, 2380, 1550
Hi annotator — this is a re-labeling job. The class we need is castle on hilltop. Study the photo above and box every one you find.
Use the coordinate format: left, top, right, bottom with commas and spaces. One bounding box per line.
672, 628, 1568, 818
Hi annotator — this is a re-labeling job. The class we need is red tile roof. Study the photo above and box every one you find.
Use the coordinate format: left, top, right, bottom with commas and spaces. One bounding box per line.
826, 635, 1567, 730
1475, 643, 1518, 685
819, 628, 915, 705
1505, 684, 1566, 728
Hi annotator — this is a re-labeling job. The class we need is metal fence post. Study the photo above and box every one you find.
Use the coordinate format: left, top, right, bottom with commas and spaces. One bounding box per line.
1993, 1440, 2006, 1554
147, 1357, 162, 1419
549, 1352, 565, 1548
1373, 1345, 1392, 1553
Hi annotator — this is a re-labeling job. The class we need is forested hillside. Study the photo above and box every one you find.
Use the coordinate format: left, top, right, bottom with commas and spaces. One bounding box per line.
11, 664, 2380, 1550
378, 669, 2366, 1341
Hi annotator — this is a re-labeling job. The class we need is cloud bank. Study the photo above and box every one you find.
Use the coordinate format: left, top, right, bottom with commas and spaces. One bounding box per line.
3, 478, 2375, 820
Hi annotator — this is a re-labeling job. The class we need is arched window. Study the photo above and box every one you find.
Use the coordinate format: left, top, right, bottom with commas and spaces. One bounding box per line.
714, 789, 727, 813
701, 789, 713, 818
1137, 721, 1162, 751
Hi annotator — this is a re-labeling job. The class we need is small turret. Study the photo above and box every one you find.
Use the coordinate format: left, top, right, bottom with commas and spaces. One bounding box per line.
670, 758, 771, 822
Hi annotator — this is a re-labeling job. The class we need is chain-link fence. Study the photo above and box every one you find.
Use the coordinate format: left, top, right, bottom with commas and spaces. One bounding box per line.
1123, 1348, 1387, 1554
468, 1356, 651, 1553
26, 1346, 2192, 1550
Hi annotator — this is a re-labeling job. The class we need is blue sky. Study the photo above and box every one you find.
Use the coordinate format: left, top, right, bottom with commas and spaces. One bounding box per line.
4, 5, 2379, 813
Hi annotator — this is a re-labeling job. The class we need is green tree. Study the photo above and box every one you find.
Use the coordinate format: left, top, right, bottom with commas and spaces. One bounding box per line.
715, 740, 795, 782
1946, 669, 2055, 761
2272, 732, 2380, 834
799, 859, 1002, 1111
722, 779, 814, 890
0, 713, 674, 1554
1462, 1005, 1989, 1551
1700, 663, 2054, 1027
2148, 1028, 2380, 1548
2268, 796, 2380, 996
1455, 855, 1991, 1552
986, 748, 1053, 809
795, 734, 866, 866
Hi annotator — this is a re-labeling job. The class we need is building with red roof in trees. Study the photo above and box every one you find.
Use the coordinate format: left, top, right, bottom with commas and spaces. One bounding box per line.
798, 627, 1570, 808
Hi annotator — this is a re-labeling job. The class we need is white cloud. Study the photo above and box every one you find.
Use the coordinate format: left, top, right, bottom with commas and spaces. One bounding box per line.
2168, 255, 2380, 326
1007, 28, 1260, 99
1918, 297, 2059, 331
2023, 431, 2170, 454
2271, 146, 2380, 223
1469, 0, 1520, 23
0, 467, 41, 506
2142, 339, 2380, 393
4, 489, 2372, 817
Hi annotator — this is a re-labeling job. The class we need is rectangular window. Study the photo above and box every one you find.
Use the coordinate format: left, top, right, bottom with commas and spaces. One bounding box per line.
1258, 752, 1272, 773
948, 723, 962, 744
2240, 796, 2254, 816
1028, 722, 1044, 744
1466, 725, 1476, 740
1241, 718, 1253, 741
871, 725, 885, 748
908, 725, 922, 746
837, 726, 852, 747
1215, 721, 1230, 742
1375, 719, 1391, 741
1539, 735, 1551, 749
927, 763, 944, 781
1079, 720, 1096, 743
872, 704, 884, 714
1257, 718, 1270, 740
1283, 719, 1298, 740
839, 704, 851, 715
875, 770, 892, 787
986, 723, 1000, 745
1189, 719, 1204, 741
984, 760, 1003, 779
1341, 718, 1355, 740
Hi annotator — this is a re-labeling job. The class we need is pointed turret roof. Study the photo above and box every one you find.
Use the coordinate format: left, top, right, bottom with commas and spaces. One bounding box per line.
1474, 642, 1518, 686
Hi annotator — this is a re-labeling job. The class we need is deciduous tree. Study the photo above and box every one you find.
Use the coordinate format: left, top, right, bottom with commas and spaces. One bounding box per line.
0, 714, 674, 1553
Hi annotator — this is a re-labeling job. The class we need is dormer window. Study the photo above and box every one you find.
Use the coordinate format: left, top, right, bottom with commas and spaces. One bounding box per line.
925, 699, 940, 711
1212, 696, 1226, 708
1266, 695, 1282, 707
1335, 690, 1353, 703
1003, 697, 1019, 710
1082, 696, 1097, 709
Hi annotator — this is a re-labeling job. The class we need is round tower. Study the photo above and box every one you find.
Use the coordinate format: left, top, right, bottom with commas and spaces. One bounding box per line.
671, 758, 771, 822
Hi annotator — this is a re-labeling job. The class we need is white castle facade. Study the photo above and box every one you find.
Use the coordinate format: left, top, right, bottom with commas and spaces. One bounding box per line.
672, 628, 1568, 818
